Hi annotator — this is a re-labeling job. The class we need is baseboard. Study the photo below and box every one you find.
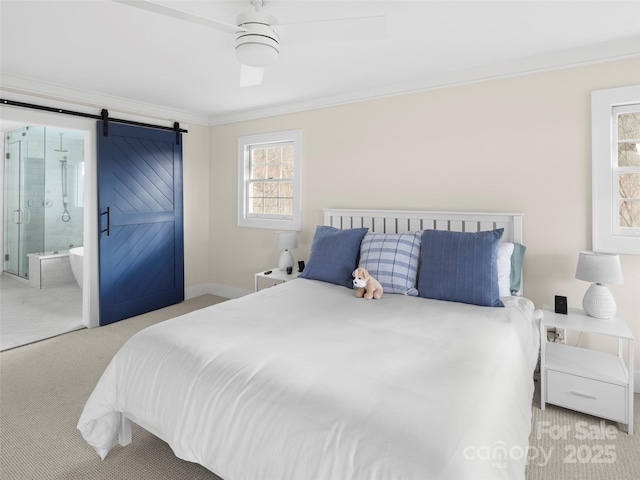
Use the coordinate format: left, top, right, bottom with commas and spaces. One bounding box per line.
185, 283, 251, 300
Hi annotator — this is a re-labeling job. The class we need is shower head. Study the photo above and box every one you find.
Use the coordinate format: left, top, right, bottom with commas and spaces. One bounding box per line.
55, 132, 68, 153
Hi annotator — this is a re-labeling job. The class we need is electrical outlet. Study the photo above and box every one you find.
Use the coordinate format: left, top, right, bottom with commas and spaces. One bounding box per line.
546, 327, 555, 342
547, 327, 566, 344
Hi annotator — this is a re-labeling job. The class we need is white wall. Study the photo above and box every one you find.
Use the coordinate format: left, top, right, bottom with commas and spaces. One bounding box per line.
208, 58, 640, 369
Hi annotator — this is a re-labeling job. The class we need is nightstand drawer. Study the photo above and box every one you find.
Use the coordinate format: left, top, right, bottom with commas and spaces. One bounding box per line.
547, 370, 627, 422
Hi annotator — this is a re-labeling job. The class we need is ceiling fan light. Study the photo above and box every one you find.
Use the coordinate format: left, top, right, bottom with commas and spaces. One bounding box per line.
236, 42, 279, 68
235, 10, 279, 68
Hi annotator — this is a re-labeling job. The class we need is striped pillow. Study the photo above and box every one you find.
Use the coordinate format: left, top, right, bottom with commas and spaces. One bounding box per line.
358, 232, 421, 295
417, 228, 504, 307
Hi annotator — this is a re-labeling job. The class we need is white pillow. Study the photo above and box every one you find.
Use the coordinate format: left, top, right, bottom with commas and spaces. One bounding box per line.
497, 242, 515, 297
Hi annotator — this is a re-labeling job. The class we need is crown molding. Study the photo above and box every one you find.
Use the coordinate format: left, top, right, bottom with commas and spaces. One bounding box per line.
0, 73, 209, 126
207, 36, 640, 126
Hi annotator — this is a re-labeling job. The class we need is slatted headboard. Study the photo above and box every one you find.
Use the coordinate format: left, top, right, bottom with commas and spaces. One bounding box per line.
323, 208, 525, 294
323, 209, 524, 244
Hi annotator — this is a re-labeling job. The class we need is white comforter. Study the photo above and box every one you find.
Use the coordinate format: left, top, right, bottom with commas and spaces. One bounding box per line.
78, 278, 540, 480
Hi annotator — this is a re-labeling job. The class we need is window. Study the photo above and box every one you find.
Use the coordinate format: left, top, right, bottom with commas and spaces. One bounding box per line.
592, 86, 640, 255
614, 105, 640, 233
238, 130, 302, 230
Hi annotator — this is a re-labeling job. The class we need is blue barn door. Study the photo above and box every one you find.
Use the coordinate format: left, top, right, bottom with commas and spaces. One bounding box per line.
97, 122, 184, 326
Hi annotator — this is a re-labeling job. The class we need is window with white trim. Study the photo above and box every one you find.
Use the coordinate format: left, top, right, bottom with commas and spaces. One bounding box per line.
592, 86, 640, 255
237, 130, 302, 230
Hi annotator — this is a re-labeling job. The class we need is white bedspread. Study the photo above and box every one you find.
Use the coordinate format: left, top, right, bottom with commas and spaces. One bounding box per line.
78, 278, 540, 480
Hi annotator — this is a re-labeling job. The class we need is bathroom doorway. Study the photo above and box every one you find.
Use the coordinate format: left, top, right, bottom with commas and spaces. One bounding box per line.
1, 124, 85, 350
4, 126, 85, 278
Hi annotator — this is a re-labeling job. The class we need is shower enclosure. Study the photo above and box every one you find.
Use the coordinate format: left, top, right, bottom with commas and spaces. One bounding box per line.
3, 126, 84, 279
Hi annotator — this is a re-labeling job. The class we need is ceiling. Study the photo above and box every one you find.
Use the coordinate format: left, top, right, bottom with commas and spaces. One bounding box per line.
1, 1, 639, 126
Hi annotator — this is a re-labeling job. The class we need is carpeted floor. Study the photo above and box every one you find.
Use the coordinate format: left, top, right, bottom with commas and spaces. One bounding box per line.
0, 295, 226, 480
1, 294, 638, 479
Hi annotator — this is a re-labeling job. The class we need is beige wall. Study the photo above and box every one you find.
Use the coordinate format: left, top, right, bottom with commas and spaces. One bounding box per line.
182, 123, 211, 289
208, 58, 640, 367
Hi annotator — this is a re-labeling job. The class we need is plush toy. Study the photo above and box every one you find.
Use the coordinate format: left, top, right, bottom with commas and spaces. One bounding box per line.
352, 267, 384, 300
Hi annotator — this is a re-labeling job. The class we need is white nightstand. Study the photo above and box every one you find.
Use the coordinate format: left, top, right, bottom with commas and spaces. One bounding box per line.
540, 307, 634, 434
254, 268, 300, 292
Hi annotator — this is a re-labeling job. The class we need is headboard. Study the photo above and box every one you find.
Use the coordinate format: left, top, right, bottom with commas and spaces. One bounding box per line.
323, 208, 524, 244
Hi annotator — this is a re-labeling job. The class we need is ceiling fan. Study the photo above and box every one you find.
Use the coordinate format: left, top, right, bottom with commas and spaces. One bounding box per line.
115, 0, 387, 87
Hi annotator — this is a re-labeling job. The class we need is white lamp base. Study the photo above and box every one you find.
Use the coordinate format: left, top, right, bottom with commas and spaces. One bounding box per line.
278, 250, 294, 270
582, 283, 617, 319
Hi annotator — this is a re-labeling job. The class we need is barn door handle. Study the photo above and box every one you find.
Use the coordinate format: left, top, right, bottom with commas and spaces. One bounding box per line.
100, 207, 111, 236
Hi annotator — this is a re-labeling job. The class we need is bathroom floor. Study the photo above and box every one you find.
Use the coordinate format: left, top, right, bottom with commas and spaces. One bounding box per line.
0, 274, 84, 351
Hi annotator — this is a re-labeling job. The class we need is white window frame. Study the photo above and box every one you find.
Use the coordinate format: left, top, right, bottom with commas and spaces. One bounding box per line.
237, 130, 302, 230
592, 85, 640, 255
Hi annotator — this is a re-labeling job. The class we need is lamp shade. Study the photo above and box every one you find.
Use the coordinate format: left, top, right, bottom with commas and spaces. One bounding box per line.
275, 231, 298, 251
575, 252, 623, 285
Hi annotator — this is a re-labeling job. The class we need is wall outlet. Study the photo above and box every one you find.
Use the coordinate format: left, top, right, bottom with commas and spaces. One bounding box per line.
547, 327, 566, 344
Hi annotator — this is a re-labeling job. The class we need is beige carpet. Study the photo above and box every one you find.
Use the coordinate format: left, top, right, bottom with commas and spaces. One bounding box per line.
1, 295, 226, 480
1, 294, 639, 479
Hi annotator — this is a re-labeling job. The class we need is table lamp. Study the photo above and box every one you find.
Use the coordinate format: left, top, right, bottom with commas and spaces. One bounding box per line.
275, 231, 298, 270
575, 252, 624, 319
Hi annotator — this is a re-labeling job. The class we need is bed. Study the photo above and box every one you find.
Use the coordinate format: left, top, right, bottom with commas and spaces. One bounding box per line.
78, 209, 540, 480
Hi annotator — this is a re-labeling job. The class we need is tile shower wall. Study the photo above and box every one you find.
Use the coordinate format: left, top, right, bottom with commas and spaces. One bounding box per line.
44, 131, 84, 252
23, 155, 45, 257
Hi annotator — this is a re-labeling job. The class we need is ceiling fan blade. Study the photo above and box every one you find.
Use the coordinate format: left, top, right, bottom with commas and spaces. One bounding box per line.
240, 64, 265, 87
113, 0, 247, 33
274, 15, 387, 45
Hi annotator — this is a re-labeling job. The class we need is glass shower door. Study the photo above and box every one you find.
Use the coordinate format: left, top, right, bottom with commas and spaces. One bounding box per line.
4, 140, 23, 276
3, 126, 45, 278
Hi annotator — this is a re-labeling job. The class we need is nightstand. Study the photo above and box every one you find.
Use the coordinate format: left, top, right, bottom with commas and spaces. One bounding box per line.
254, 268, 300, 292
540, 307, 634, 434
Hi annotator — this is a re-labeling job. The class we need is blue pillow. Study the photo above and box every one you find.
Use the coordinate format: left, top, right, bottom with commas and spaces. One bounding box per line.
359, 232, 421, 295
299, 226, 368, 287
417, 228, 504, 307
